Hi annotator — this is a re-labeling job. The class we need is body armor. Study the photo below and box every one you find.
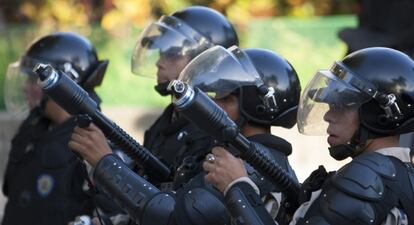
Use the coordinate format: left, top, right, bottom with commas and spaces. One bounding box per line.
297, 152, 414, 225
2, 109, 94, 225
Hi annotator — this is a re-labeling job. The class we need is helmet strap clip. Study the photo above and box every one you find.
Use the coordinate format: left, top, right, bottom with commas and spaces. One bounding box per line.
376, 93, 404, 121
63, 62, 80, 82
262, 86, 278, 113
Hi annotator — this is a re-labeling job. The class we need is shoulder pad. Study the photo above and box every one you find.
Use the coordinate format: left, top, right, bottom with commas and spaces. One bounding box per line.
312, 188, 378, 225
332, 153, 396, 201
353, 153, 397, 179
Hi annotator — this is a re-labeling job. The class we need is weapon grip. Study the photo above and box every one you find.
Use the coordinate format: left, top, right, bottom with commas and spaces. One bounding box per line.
76, 114, 92, 128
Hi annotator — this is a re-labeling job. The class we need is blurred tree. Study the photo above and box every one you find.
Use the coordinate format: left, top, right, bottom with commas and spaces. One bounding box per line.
150, 0, 191, 17
226, 0, 278, 29
101, 0, 152, 34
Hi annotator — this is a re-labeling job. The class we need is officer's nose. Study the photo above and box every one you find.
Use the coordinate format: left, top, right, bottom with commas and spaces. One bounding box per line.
156, 57, 163, 69
323, 108, 335, 123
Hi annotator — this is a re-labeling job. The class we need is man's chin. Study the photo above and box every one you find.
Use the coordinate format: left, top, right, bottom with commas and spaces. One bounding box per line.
327, 135, 341, 147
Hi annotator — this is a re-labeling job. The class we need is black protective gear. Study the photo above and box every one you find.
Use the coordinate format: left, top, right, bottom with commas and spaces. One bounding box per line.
21, 32, 108, 89
155, 82, 173, 96
171, 134, 297, 225
340, 48, 414, 136
143, 104, 215, 176
131, 6, 239, 95
223, 152, 414, 225
2, 110, 94, 225
2, 32, 113, 225
219, 134, 297, 225
296, 152, 414, 225
4, 32, 106, 117
245, 134, 296, 196
225, 181, 277, 225
97, 130, 296, 225
298, 47, 414, 160
179, 46, 301, 128
171, 6, 239, 49
240, 48, 301, 128
94, 154, 176, 225
173, 173, 230, 225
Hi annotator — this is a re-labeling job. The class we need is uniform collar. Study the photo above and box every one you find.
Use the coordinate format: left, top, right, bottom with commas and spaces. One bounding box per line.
375, 147, 411, 163
247, 133, 292, 155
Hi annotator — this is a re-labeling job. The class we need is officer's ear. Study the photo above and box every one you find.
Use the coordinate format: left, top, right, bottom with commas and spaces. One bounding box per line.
83, 60, 109, 90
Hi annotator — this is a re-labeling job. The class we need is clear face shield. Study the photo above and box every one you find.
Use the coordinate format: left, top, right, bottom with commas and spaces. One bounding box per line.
4, 61, 43, 117
131, 15, 213, 82
178, 45, 263, 99
297, 66, 372, 135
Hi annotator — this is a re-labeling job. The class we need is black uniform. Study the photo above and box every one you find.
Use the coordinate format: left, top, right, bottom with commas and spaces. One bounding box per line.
225, 151, 414, 225
2, 108, 94, 225
296, 152, 414, 225
143, 104, 208, 173
143, 104, 216, 188
95, 121, 297, 225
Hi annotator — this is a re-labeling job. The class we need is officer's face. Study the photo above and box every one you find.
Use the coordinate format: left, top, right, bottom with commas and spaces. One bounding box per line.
156, 54, 190, 84
214, 94, 240, 122
323, 105, 359, 147
23, 76, 43, 109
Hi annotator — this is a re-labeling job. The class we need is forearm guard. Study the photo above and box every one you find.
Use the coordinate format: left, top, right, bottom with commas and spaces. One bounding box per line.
94, 154, 175, 225
225, 182, 277, 225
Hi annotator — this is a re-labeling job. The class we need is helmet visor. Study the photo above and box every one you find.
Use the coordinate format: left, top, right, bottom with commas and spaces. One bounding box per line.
297, 70, 371, 135
4, 61, 43, 117
131, 16, 212, 79
178, 46, 263, 98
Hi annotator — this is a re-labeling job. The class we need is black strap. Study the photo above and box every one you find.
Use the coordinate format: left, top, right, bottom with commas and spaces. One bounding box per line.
79, 161, 105, 225
397, 162, 414, 225
399, 194, 414, 225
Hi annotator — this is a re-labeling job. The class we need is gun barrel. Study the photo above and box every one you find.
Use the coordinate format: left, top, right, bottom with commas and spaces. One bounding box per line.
33, 64, 171, 180
170, 80, 300, 205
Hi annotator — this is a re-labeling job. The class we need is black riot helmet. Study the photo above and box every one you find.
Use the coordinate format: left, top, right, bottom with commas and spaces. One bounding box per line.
240, 48, 301, 128
179, 46, 301, 128
171, 6, 238, 49
298, 47, 414, 160
131, 6, 239, 95
21, 32, 108, 89
4, 32, 108, 116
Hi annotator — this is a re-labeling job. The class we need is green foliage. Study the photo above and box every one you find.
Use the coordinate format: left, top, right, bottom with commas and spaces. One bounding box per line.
245, 15, 356, 85
0, 16, 356, 110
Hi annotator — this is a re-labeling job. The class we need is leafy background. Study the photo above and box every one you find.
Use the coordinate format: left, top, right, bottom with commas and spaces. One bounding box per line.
0, 0, 358, 109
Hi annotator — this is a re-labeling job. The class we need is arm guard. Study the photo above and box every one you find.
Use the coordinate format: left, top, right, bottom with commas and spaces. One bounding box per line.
94, 154, 175, 225
225, 181, 277, 225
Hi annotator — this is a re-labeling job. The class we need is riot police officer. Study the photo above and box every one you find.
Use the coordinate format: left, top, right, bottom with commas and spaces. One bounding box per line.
208, 47, 414, 225
338, 0, 414, 157
69, 45, 301, 225
182, 46, 301, 224
2, 32, 108, 225
131, 6, 239, 179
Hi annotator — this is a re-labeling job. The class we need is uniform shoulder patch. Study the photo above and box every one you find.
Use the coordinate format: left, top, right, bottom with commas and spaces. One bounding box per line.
37, 174, 55, 197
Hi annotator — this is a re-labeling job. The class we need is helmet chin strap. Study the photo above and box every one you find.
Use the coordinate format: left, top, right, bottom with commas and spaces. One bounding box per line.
328, 126, 370, 160
235, 115, 246, 129
155, 82, 172, 96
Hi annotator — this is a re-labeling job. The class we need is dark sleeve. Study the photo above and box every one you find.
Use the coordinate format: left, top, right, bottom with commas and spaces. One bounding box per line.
93, 154, 176, 225
225, 181, 278, 225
